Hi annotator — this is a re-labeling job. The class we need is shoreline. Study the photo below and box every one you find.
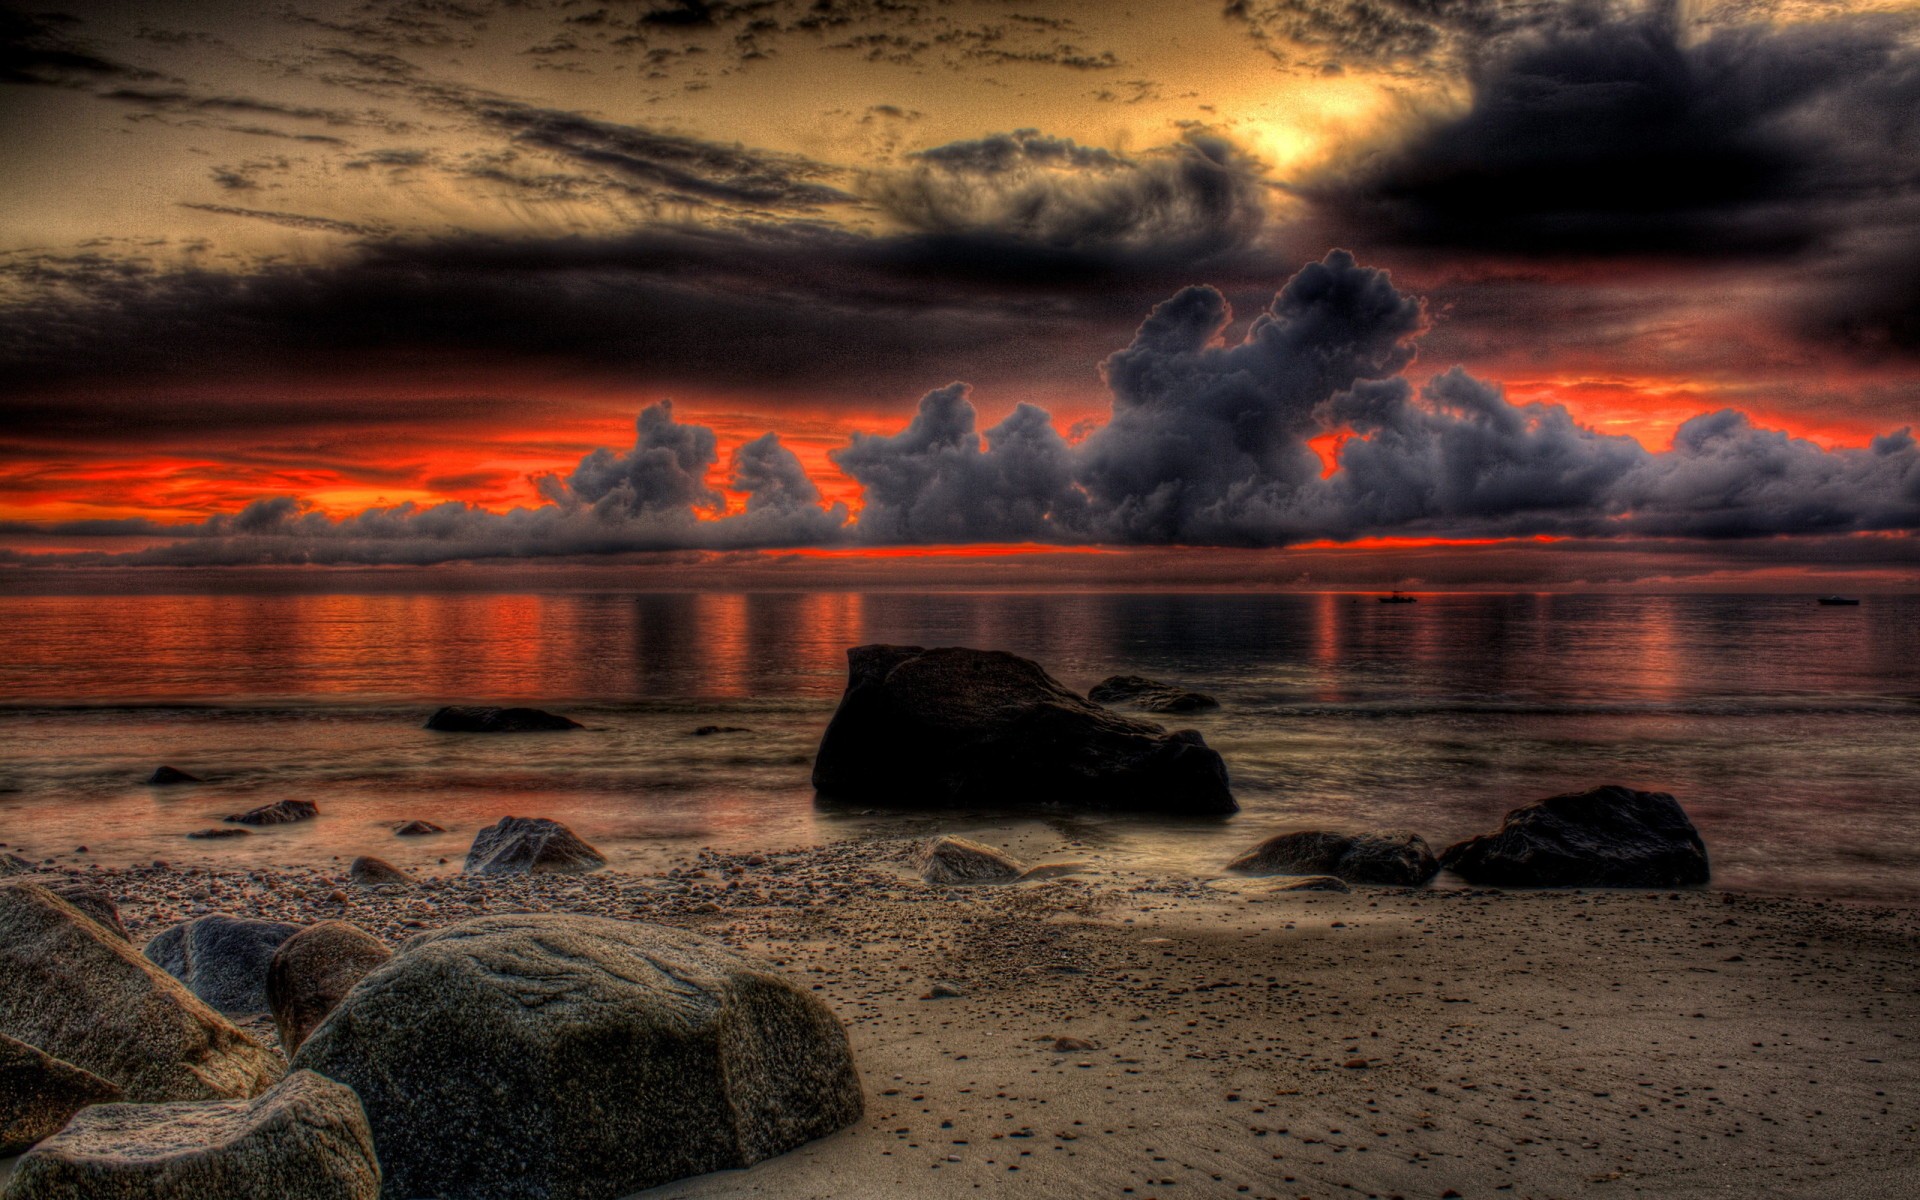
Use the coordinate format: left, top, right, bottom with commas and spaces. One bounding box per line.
5, 841, 1916, 1198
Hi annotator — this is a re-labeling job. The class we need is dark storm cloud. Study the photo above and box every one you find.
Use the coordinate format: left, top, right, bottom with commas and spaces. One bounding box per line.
1225, 0, 1565, 69
12, 251, 1919, 565
1304, 8, 1920, 259
0, 5, 154, 86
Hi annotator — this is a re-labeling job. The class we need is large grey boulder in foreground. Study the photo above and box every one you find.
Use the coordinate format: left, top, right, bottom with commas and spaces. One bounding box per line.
812, 645, 1236, 814
915, 835, 1024, 885
294, 914, 863, 1200
266, 921, 391, 1056
1440, 785, 1711, 887
0, 883, 282, 1102
424, 705, 581, 732
144, 915, 303, 1016
0, 1032, 124, 1155
1087, 675, 1220, 713
1228, 830, 1440, 886
4, 1070, 379, 1200
464, 815, 607, 875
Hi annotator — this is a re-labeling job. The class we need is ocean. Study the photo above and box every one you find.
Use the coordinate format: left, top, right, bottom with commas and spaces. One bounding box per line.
1, 590, 1916, 903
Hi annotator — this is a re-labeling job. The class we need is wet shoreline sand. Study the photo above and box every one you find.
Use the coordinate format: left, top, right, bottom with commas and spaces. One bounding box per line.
5, 841, 1916, 1199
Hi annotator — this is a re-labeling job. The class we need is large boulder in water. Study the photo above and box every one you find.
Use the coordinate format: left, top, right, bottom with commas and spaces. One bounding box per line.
266, 922, 391, 1056
1228, 830, 1439, 886
143, 915, 304, 1016
424, 705, 581, 733
463, 816, 607, 875
0, 883, 282, 1102
0, 1032, 124, 1155
293, 913, 863, 1200
914, 835, 1024, 885
1087, 675, 1220, 713
1439, 785, 1711, 887
3, 1069, 379, 1200
224, 800, 317, 826
146, 766, 201, 786
812, 645, 1236, 814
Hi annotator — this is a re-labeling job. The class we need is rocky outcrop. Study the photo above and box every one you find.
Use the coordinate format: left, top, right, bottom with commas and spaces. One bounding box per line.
346, 857, 411, 889
423, 706, 581, 733
0, 1032, 124, 1156
463, 816, 607, 876
392, 820, 443, 836
3, 1070, 379, 1200
1228, 830, 1439, 886
145, 766, 201, 786
293, 914, 862, 1200
41, 884, 127, 941
266, 922, 391, 1056
914, 835, 1024, 885
0, 883, 281, 1102
1087, 675, 1220, 713
2, 854, 38, 875
223, 800, 317, 826
1440, 785, 1711, 887
143, 915, 303, 1016
812, 645, 1236, 815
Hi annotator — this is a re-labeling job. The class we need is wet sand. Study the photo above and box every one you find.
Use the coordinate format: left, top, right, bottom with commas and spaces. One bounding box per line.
6, 842, 1917, 1199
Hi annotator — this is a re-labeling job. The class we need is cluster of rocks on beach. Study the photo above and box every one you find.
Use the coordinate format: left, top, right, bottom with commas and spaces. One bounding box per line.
0, 645, 1913, 1199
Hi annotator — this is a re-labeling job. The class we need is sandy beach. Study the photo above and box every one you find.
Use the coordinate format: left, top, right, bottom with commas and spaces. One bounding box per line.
4, 838, 1913, 1200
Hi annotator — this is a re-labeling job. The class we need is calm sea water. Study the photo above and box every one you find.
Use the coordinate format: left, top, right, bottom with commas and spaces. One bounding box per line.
1, 591, 1916, 902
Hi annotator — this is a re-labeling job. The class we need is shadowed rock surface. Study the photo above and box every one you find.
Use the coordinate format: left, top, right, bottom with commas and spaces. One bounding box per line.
0, 883, 281, 1102
346, 857, 412, 889
293, 914, 863, 1200
1087, 675, 1220, 713
424, 705, 581, 733
143, 915, 304, 1016
1228, 830, 1440, 886
1, 855, 38, 876
812, 645, 1236, 815
145, 766, 201, 786
0, 1032, 124, 1156
392, 820, 443, 836
915, 836, 1024, 885
223, 800, 317, 826
267, 922, 391, 1056
3, 1070, 379, 1200
1441, 785, 1711, 887
464, 816, 607, 876
40, 884, 127, 941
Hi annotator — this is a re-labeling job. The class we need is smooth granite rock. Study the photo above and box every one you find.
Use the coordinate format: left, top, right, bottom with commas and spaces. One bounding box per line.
914, 835, 1025, 885
0, 883, 281, 1102
0, 1032, 124, 1156
463, 816, 607, 876
223, 800, 317, 826
3, 1070, 379, 1200
346, 857, 411, 889
143, 915, 304, 1016
293, 914, 863, 1200
812, 645, 1236, 814
266, 922, 391, 1056
424, 706, 581, 733
1440, 785, 1711, 887
1086, 675, 1220, 713
1228, 830, 1440, 886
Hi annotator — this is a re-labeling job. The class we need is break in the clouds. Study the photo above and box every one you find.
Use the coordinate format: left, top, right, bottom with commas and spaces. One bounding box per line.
14, 252, 1918, 565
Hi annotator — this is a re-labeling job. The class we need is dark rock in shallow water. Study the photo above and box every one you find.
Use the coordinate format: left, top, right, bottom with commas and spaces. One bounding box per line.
423, 705, 581, 733
391, 820, 443, 836
812, 645, 1236, 815
143, 915, 304, 1016
1087, 675, 1220, 713
1, 1031, 124, 1156
267, 922, 390, 1056
690, 724, 752, 736
1228, 830, 1439, 886
187, 828, 249, 840
223, 800, 317, 826
347, 857, 412, 889
4, 1069, 379, 1200
463, 816, 606, 875
1440, 785, 1711, 888
914, 835, 1024, 885
0, 883, 282, 1102
293, 914, 863, 1200
145, 766, 201, 786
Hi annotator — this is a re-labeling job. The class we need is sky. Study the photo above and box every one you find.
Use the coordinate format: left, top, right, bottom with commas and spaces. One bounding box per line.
2, 0, 1918, 587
